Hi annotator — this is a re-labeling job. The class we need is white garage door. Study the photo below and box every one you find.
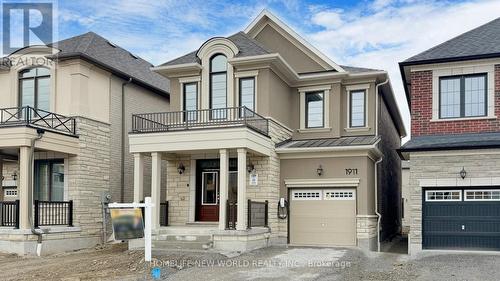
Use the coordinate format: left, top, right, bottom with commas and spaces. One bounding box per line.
290, 189, 356, 246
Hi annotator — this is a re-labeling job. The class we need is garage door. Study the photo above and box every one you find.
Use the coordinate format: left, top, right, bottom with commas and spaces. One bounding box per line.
423, 189, 500, 250
289, 189, 356, 246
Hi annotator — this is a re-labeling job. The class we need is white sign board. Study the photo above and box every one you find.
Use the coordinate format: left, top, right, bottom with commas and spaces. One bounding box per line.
249, 173, 258, 186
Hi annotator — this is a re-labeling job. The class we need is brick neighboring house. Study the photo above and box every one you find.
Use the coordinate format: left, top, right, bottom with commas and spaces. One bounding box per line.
399, 17, 500, 254
0, 32, 170, 255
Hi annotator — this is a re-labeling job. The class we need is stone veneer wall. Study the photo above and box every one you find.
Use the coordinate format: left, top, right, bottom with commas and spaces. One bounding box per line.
408, 149, 500, 254
165, 154, 191, 225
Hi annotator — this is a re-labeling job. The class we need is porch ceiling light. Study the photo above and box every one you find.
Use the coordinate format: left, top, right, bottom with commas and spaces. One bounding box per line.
460, 167, 467, 180
177, 162, 186, 175
317, 165, 323, 176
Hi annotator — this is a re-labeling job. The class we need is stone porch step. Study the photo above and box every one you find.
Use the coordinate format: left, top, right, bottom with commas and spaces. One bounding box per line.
152, 239, 213, 251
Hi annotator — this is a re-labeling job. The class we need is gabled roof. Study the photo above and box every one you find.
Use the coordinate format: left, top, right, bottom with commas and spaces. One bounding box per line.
244, 10, 345, 72
160, 32, 270, 67
48, 32, 169, 96
402, 17, 500, 65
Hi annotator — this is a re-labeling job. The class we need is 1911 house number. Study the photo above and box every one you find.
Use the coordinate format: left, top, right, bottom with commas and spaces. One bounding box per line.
345, 168, 358, 175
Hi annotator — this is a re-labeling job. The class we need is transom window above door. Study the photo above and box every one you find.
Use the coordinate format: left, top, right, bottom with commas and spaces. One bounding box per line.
19, 67, 51, 111
439, 74, 487, 119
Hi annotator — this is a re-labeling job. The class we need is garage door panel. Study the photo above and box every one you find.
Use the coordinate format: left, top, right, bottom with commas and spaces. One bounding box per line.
290, 188, 356, 246
423, 188, 500, 250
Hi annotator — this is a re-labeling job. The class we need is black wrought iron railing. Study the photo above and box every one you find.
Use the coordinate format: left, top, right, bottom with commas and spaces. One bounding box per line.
0, 106, 76, 136
132, 107, 269, 136
0, 200, 19, 228
248, 199, 268, 228
226, 200, 237, 230
34, 200, 73, 227
160, 201, 169, 226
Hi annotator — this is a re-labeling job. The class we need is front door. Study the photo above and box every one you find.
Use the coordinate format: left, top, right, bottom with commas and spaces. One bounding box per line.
195, 159, 237, 222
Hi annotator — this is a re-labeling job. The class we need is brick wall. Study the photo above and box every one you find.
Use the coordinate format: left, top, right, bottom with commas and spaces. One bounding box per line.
411, 65, 500, 136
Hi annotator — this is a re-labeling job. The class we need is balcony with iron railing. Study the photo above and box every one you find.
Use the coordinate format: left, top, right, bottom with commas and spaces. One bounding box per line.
0, 106, 77, 136
131, 106, 269, 137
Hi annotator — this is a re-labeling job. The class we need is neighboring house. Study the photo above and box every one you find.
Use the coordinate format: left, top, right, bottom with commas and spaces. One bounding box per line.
401, 160, 410, 234
0, 32, 170, 255
399, 17, 500, 254
129, 10, 406, 252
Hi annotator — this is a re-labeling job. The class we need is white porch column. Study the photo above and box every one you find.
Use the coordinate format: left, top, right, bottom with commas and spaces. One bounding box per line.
151, 152, 162, 230
218, 149, 229, 230
236, 148, 247, 230
0, 156, 3, 199
133, 153, 144, 203
18, 146, 30, 229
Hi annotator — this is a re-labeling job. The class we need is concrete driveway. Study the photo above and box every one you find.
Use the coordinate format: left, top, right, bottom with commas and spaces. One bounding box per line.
157, 246, 500, 281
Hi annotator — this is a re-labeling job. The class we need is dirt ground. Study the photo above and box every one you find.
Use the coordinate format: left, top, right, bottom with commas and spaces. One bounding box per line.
2, 240, 500, 281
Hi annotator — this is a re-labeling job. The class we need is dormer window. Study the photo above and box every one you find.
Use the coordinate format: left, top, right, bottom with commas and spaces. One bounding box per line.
19, 67, 50, 111
210, 54, 227, 119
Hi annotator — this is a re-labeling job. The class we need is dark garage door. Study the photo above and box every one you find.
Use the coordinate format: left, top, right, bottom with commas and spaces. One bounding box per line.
423, 188, 500, 250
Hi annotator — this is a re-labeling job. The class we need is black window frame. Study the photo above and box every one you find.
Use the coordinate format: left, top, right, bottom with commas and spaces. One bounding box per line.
18, 67, 51, 111
349, 90, 366, 128
238, 77, 255, 117
305, 91, 325, 129
183, 82, 198, 122
34, 159, 64, 202
439, 73, 488, 119
209, 54, 227, 120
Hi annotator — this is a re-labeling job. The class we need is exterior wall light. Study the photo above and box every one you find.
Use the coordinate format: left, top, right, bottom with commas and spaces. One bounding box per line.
460, 167, 467, 179
177, 163, 185, 175
317, 165, 323, 176
12, 172, 17, 181
247, 164, 255, 174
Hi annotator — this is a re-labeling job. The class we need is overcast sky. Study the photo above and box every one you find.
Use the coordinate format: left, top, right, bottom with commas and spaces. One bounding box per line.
17, 0, 500, 139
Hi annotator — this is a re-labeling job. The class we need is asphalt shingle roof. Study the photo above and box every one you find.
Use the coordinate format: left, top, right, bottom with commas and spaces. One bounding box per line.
403, 17, 500, 64
400, 132, 500, 152
49, 32, 169, 94
160, 32, 271, 66
277, 136, 379, 149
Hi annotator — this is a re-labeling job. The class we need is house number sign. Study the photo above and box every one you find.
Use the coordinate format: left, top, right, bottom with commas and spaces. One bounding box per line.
345, 168, 358, 175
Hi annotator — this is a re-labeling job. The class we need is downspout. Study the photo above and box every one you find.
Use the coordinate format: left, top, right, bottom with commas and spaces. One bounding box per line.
374, 78, 389, 252
121, 78, 133, 202
28, 128, 46, 256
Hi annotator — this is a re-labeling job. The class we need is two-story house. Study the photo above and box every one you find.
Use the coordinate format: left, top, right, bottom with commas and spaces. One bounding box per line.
399, 17, 500, 254
0, 32, 170, 255
129, 10, 406, 252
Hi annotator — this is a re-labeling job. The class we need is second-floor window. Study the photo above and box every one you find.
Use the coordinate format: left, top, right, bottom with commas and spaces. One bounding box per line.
306, 91, 324, 128
183, 82, 197, 121
19, 67, 50, 111
439, 74, 487, 119
239, 77, 255, 115
210, 54, 227, 119
349, 90, 366, 127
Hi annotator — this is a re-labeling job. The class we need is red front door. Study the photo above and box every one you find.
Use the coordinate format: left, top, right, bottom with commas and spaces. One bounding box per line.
197, 171, 219, 221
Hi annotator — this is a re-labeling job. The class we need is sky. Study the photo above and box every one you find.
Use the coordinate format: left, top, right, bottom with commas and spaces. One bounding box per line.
8, 0, 500, 139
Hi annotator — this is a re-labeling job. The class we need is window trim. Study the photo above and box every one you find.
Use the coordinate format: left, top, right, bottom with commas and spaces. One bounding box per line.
425, 190, 462, 202
438, 73, 488, 119
18, 67, 51, 110
305, 91, 325, 129
209, 54, 227, 118
238, 77, 255, 112
464, 189, 500, 201
182, 82, 198, 122
349, 90, 367, 128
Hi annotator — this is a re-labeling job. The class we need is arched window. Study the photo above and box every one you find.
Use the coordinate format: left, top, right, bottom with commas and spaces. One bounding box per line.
19, 67, 50, 111
209, 54, 227, 119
